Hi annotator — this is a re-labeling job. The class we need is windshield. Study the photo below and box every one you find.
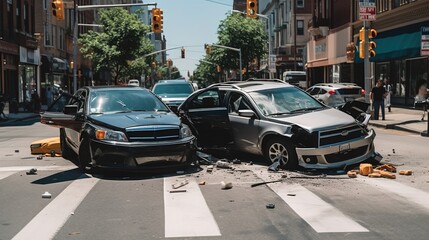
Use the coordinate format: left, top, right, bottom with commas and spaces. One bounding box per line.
152, 83, 193, 97
249, 87, 324, 116
88, 89, 168, 114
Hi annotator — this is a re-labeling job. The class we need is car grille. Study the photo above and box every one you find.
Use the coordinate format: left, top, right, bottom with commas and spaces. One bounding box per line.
125, 125, 180, 141
325, 146, 368, 163
319, 124, 366, 147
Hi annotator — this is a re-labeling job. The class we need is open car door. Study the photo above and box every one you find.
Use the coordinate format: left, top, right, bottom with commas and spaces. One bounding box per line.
179, 88, 233, 148
40, 92, 82, 131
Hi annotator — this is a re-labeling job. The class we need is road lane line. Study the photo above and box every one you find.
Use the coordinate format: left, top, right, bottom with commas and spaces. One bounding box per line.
164, 177, 221, 238
0, 166, 76, 172
269, 183, 369, 233
0, 171, 15, 180
358, 178, 429, 211
12, 175, 99, 240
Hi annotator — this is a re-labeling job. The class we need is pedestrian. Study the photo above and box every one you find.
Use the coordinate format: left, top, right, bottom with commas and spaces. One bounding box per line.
370, 79, 387, 120
384, 78, 392, 112
46, 86, 54, 106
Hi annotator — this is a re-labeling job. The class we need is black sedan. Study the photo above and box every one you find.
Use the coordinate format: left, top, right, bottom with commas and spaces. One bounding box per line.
41, 86, 196, 172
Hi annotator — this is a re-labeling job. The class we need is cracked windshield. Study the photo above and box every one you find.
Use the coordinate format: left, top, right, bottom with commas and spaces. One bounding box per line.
1, 0, 429, 240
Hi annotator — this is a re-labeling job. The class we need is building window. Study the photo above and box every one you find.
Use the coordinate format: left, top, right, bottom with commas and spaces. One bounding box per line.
297, 20, 304, 35
16, 0, 22, 31
297, 0, 304, 8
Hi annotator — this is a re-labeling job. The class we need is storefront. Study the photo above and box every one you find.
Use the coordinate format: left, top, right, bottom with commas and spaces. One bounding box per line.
18, 46, 39, 105
40, 55, 67, 105
0, 41, 19, 100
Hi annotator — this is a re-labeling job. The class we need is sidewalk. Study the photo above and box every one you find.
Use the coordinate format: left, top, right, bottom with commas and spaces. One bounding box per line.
369, 106, 428, 136
0, 112, 40, 125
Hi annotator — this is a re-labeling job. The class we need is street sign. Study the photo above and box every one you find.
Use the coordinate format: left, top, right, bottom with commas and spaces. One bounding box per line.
359, 0, 376, 21
421, 26, 429, 56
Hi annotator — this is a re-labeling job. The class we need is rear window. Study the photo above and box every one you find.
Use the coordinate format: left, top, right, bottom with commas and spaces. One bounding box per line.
153, 83, 193, 95
337, 88, 361, 95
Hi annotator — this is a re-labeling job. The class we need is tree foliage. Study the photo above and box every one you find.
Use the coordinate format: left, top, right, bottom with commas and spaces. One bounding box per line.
79, 8, 154, 84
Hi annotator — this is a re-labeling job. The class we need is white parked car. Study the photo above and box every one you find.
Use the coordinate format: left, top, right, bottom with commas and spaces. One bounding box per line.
128, 79, 140, 86
306, 83, 365, 107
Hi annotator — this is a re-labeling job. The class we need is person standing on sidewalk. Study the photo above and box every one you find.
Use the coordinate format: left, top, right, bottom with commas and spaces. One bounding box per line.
370, 79, 387, 120
384, 78, 392, 112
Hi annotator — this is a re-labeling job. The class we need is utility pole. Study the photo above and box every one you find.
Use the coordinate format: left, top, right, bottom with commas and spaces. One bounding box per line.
363, 21, 371, 104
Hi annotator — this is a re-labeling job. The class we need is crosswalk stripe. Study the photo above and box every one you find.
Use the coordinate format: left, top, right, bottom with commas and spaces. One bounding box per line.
164, 177, 221, 238
0, 171, 15, 180
12, 175, 99, 240
357, 178, 429, 211
269, 183, 369, 233
0, 166, 77, 172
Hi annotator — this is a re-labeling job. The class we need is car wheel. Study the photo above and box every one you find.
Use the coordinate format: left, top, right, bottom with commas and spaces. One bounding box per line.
78, 137, 93, 172
263, 137, 298, 170
60, 128, 74, 160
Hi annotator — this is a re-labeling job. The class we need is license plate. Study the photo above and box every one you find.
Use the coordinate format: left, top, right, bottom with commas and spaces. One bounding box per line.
339, 143, 350, 152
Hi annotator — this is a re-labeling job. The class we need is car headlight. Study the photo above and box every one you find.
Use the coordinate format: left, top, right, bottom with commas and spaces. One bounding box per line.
95, 129, 128, 142
179, 124, 193, 138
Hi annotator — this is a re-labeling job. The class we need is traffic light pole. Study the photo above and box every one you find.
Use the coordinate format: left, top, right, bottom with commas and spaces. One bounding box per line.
363, 21, 371, 105
211, 44, 242, 81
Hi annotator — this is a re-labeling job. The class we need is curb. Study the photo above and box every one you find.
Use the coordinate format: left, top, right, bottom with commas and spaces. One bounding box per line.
369, 122, 423, 135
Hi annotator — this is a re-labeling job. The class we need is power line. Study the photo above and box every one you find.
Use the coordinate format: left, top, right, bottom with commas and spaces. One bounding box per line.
203, 0, 232, 7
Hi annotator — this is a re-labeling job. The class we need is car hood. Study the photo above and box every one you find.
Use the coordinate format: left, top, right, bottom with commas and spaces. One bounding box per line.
89, 112, 181, 130
273, 108, 356, 132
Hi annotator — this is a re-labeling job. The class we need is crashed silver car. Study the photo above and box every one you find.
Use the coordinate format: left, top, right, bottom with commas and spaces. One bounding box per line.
178, 80, 376, 169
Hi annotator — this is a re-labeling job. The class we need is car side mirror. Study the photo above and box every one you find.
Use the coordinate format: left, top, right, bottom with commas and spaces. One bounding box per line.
238, 109, 256, 118
63, 105, 78, 115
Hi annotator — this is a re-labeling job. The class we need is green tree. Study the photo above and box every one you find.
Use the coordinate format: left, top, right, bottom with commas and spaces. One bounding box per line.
79, 8, 154, 85
216, 13, 267, 79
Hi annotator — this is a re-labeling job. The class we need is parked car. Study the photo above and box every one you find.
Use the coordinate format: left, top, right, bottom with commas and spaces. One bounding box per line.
152, 79, 195, 113
40, 86, 196, 172
127, 79, 140, 86
306, 83, 365, 107
178, 80, 376, 170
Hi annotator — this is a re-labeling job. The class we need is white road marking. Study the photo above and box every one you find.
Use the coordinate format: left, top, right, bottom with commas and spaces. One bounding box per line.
164, 177, 221, 238
0, 166, 76, 172
12, 175, 99, 240
253, 169, 368, 233
0, 171, 15, 180
358, 178, 429, 211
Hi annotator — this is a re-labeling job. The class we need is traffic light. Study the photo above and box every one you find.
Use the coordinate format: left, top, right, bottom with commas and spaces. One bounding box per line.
52, 0, 64, 20
359, 27, 365, 59
181, 48, 185, 59
368, 29, 377, 58
246, 0, 258, 18
346, 42, 356, 63
151, 8, 163, 33
204, 44, 211, 54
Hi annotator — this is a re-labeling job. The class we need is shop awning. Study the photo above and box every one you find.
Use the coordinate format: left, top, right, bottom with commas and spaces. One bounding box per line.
368, 31, 421, 62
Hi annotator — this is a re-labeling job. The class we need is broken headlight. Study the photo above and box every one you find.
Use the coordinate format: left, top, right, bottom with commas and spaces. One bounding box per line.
179, 124, 193, 138
291, 125, 318, 148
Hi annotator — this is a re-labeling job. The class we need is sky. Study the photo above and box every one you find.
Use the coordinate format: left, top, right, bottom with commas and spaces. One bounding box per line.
151, 0, 234, 78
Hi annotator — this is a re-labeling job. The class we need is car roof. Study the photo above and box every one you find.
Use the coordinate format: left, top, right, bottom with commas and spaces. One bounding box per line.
155, 79, 191, 84
82, 86, 148, 91
209, 79, 294, 93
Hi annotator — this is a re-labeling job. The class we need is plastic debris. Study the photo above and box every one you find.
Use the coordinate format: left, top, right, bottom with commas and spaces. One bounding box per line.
399, 170, 413, 175
375, 164, 397, 173
347, 171, 357, 178
232, 159, 241, 164
268, 160, 281, 172
216, 160, 232, 169
172, 180, 189, 189
380, 171, 396, 179
221, 181, 233, 190
206, 165, 214, 173
368, 173, 382, 178
169, 189, 187, 193
266, 203, 275, 209
26, 168, 37, 175
359, 163, 373, 176
287, 193, 296, 196
199, 181, 206, 185
42, 191, 52, 198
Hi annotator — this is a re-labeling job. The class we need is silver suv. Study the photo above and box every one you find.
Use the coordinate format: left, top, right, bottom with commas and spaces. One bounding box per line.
306, 83, 365, 107
178, 80, 376, 170
152, 79, 195, 113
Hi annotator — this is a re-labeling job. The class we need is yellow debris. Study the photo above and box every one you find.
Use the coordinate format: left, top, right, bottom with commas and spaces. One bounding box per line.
359, 163, 373, 176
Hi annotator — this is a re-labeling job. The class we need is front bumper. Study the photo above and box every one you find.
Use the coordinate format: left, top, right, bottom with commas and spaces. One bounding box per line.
89, 136, 196, 170
295, 129, 376, 169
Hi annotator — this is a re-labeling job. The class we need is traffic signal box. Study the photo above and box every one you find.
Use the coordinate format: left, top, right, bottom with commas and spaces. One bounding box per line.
181, 48, 185, 59
359, 27, 377, 59
246, 0, 258, 18
152, 8, 163, 33
52, 0, 64, 20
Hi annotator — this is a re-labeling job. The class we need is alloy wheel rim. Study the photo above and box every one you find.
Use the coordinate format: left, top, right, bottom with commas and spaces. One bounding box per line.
268, 143, 289, 164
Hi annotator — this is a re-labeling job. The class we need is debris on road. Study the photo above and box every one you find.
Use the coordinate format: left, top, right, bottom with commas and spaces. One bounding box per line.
266, 203, 275, 209
216, 160, 232, 169
199, 181, 206, 185
268, 160, 282, 172
251, 179, 283, 187
375, 164, 397, 173
169, 189, 187, 193
42, 191, 52, 198
221, 181, 233, 190
26, 168, 37, 175
206, 165, 214, 173
15, 150, 19, 153
287, 193, 296, 196
347, 171, 357, 178
36, 155, 43, 160
359, 163, 373, 176
380, 171, 396, 179
368, 173, 382, 178
399, 170, 413, 176
172, 180, 189, 189
232, 159, 241, 164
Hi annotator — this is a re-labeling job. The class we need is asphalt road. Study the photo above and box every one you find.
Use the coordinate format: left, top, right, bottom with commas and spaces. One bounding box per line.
1, 121, 429, 240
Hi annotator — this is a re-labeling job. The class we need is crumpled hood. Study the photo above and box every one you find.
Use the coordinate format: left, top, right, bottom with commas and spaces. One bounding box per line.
273, 108, 356, 132
89, 112, 181, 130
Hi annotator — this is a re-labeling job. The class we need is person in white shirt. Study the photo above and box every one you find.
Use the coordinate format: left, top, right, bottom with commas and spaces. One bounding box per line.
384, 78, 392, 112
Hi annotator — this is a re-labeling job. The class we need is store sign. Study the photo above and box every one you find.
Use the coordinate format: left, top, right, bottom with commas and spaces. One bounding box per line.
359, 0, 376, 21
421, 26, 429, 56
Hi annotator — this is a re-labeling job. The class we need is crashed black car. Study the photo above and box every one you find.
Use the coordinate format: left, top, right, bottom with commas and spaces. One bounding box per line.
41, 86, 196, 171
178, 80, 376, 170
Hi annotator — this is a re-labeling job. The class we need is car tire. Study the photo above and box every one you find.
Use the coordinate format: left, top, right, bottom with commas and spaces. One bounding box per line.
78, 137, 93, 172
60, 128, 74, 160
263, 137, 298, 170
